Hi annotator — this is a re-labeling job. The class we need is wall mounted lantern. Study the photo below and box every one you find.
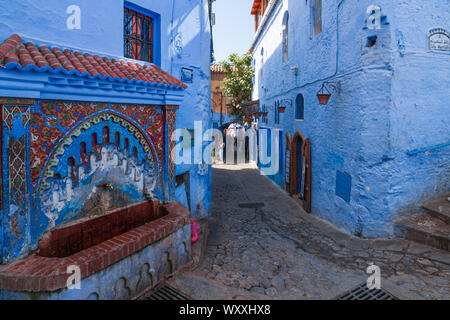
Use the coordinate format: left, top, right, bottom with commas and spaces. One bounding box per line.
290, 66, 299, 76
317, 82, 337, 105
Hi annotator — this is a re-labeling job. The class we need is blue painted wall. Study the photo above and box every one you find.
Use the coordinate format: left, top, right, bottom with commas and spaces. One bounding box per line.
168, 0, 212, 221
253, 0, 449, 238
0, 0, 212, 262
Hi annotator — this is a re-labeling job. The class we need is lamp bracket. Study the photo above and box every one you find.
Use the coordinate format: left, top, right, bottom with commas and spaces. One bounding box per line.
280, 99, 293, 107
324, 81, 338, 91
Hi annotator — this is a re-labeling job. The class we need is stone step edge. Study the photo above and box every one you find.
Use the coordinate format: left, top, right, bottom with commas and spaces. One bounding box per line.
422, 195, 450, 224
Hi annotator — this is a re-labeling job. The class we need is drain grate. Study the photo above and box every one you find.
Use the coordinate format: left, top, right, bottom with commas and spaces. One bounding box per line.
139, 284, 192, 300
238, 202, 265, 209
335, 283, 398, 300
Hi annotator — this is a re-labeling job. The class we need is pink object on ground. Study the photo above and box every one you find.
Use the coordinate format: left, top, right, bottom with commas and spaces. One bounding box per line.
191, 219, 200, 244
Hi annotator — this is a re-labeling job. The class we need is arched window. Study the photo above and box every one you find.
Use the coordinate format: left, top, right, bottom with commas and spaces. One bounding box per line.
313, 0, 322, 36
260, 47, 264, 82
282, 11, 289, 62
296, 94, 304, 120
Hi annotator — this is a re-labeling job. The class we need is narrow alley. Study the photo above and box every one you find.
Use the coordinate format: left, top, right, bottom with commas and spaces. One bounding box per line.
0, 0, 448, 306
169, 164, 450, 300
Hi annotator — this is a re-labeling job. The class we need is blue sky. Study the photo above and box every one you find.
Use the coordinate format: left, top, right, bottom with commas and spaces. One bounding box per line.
212, 0, 254, 62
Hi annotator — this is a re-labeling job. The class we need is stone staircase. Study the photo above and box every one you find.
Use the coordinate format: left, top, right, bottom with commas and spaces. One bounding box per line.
395, 195, 450, 252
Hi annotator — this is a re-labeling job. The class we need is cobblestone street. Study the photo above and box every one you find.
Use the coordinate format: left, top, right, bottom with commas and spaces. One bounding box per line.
169, 164, 450, 300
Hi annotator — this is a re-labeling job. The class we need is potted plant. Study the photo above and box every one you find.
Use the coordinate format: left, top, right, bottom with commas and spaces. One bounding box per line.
317, 82, 332, 105
278, 105, 286, 113
317, 93, 331, 105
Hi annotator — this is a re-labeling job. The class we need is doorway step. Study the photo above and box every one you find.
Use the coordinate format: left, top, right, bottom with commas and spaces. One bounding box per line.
394, 195, 450, 252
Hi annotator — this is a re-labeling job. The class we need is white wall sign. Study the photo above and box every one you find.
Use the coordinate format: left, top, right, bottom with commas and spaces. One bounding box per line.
429, 28, 450, 52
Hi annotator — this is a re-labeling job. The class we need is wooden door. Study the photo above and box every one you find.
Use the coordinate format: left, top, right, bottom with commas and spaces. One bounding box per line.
302, 138, 311, 213
289, 132, 311, 213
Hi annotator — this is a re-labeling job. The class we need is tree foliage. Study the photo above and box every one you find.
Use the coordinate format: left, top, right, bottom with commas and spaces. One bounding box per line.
220, 52, 254, 124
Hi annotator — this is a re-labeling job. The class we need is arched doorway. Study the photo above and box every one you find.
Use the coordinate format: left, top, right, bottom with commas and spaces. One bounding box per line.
288, 131, 311, 213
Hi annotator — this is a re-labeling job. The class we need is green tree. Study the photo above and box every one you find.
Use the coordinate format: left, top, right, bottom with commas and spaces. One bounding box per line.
220, 52, 254, 124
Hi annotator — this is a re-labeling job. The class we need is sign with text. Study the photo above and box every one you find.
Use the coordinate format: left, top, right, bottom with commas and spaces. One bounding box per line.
429, 28, 450, 52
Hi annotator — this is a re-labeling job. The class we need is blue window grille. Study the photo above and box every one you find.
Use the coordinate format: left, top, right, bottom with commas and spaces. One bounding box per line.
124, 1, 161, 66
274, 101, 280, 124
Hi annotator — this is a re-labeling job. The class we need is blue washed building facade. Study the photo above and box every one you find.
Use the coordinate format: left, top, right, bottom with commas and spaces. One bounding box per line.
0, 0, 212, 299
251, 0, 449, 238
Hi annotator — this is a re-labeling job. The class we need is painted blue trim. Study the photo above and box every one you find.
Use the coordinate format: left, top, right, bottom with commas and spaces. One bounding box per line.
1, 112, 11, 262
4, 62, 183, 90
124, 1, 162, 67
0, 69, 185, 105
407, 142, 450, 155
25, 106, 32, 255
0, 115, 4, 263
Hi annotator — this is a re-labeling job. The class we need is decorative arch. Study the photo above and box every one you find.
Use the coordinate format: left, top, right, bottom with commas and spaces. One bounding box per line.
260, 47, 264, 82
289, 131, 311, 213
285, 133, 292, 150
38, 110, 160, 192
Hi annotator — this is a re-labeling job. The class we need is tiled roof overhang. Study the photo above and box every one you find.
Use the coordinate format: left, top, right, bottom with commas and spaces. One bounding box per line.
251, 0, 262, 15
240, 100, 259, 108
0, 34, 186, 105
210, 64, 238, 73
250, 0, 280, 52
240, 100, 260, 115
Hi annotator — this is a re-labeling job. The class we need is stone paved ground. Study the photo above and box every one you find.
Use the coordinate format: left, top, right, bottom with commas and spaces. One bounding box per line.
169, 164, 450, 300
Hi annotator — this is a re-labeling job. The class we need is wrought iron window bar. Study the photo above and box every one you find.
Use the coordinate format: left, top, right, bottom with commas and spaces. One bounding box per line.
124, 7, 154, 63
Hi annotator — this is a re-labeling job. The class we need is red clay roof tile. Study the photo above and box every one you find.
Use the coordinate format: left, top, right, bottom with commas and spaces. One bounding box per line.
0, 34, 187, 89
210, 64, 238, 73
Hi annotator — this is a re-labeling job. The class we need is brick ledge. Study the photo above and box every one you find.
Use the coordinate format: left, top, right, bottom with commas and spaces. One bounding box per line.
0, 202, 190, 293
